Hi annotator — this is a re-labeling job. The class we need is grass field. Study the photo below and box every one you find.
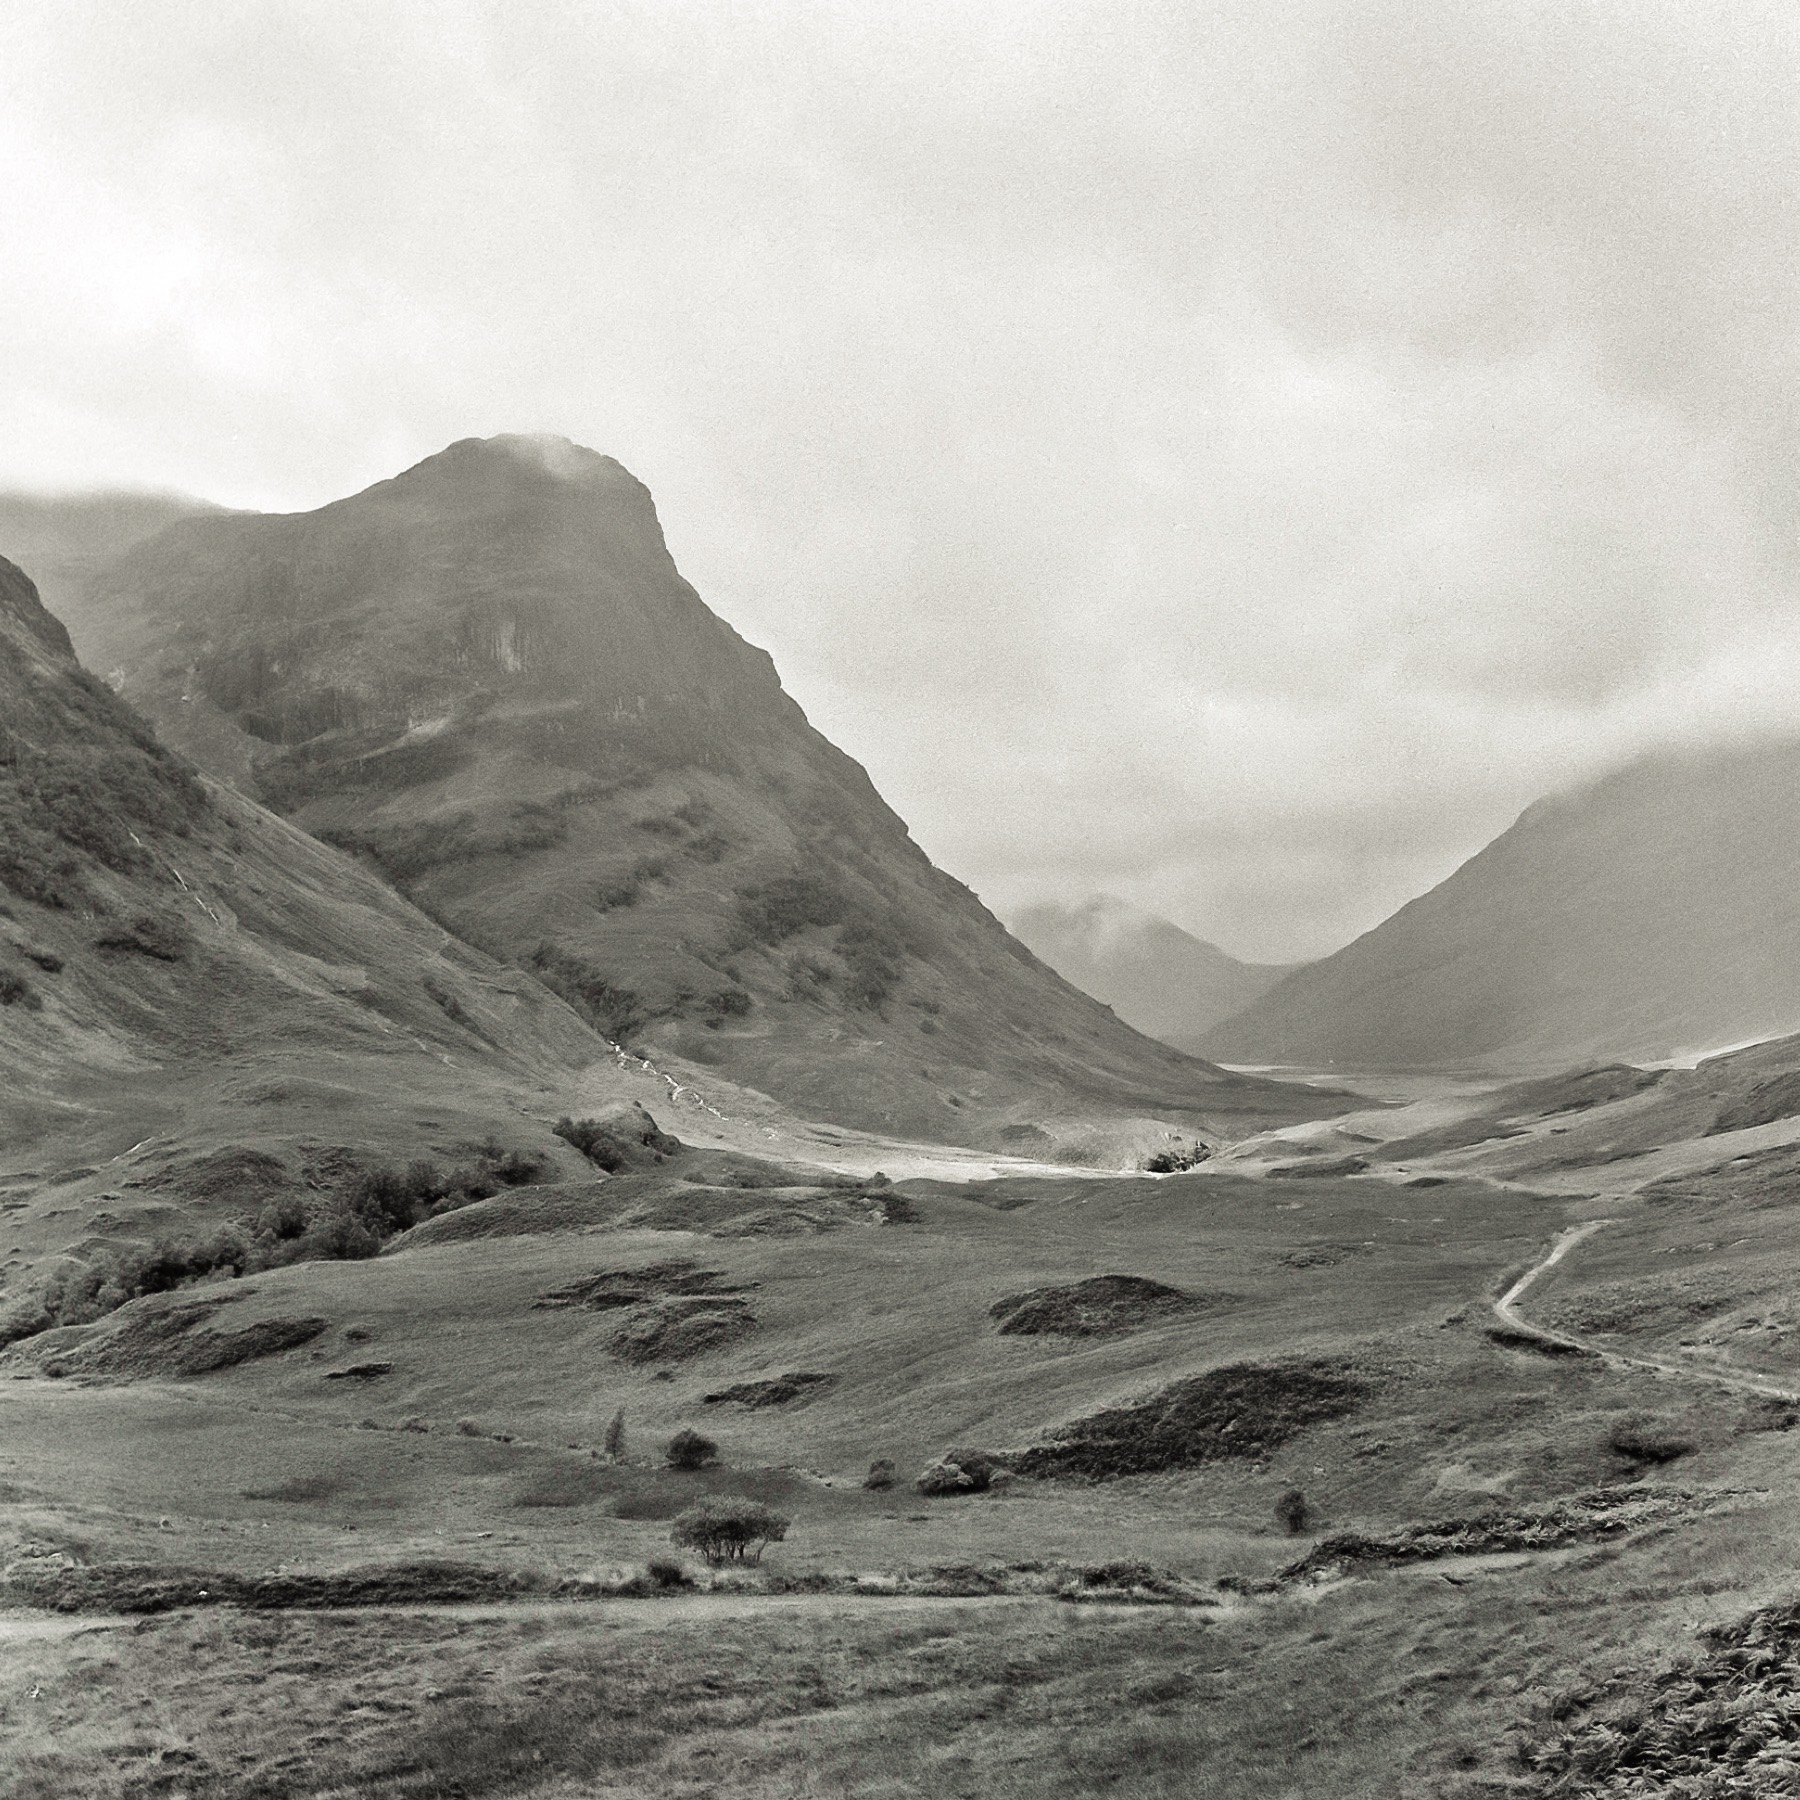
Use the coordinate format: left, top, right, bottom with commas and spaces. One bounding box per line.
7, 1073, 1800, 1796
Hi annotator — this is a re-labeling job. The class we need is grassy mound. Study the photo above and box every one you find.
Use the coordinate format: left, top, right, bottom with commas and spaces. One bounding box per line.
702, 1371, 837, 1407
41, 1294, 328, 1379
1281, 1486, 1694, 1581
534, 1260, 754, 1311
989, 1275, 1210, 1338
1013, 1358, 1367, 1479
608, 1298, 756, 1364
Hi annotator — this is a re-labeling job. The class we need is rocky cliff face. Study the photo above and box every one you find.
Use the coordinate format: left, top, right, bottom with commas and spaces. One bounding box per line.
62, 435, 1336, 1145
1205, 739, 1800, 1072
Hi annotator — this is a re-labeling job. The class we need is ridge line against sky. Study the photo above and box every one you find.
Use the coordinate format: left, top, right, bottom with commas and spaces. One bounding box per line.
4, 0, 1799, 961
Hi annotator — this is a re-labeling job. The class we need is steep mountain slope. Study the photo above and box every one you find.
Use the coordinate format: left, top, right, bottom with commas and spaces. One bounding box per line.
0, 548, 608, 1180
1009, 894, 1297, 1047
1205, 740, 1800, 1071
62, 434, 1336, 1145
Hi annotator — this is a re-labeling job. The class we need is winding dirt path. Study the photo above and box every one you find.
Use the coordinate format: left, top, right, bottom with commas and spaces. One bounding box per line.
1494, 1219, 1800, 1404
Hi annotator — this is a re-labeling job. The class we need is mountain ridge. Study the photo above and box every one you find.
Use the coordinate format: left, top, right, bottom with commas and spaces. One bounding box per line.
42, 435, 1343, 1148
1204, 737, 1800, 1072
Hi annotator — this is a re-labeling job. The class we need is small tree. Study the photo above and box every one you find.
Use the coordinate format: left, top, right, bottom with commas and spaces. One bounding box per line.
862, 1458, 896, 1490
603, 1407, 626, 1462
665, 1427, 719, 1470
670, 1496, 791, 1565
1275, 1486, 1310, 1535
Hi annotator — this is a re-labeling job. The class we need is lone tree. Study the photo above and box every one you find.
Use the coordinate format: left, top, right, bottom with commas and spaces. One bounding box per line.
1275, 1486, 1311, 1535
603, 1407, 626, 1462
670, 1496, 791, 1565
664, 1427, 719, 1470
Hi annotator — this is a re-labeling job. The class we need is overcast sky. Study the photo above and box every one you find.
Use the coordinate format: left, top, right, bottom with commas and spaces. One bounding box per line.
4, 1, 1798, 960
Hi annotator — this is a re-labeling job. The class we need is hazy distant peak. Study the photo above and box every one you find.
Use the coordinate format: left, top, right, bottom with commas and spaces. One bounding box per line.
1009, 894, 1297, 1045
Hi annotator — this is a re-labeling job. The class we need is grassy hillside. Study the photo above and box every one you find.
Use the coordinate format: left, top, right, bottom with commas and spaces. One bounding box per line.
62, 435, 1342, 1149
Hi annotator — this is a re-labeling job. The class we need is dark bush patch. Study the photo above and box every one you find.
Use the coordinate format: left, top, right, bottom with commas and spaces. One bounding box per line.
1014, 1359, 1367, 1480
323, 1361, 394, 1380
1606, 1413, 1694, 1464
93, 912, 189, 960
529, 945, 644, 1040
1266, 1156, 1369, 1180
1143, 1145, 1209, 1173
17, 943, 61, 972
990, 1275, 1212, 1338
552, 1104, 681, 1172
0, 966, 40, 1009
664, 1428, 719, 1470
863, 1458, 897, 1490
702, 1371, 836, 1408
1486, 1326, 1595, 1358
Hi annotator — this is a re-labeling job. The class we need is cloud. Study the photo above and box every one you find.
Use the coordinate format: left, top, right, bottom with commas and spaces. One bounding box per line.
2, 0, 1797, 958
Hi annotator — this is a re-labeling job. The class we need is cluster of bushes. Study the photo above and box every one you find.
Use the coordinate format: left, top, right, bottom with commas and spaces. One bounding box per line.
0, 665, 208, 909
319, 801, 567, 889
2, 1147, 545, 1346
528, 944, 645, 1041
732, 872, 910, 1009
552, 1109, 681, 1172
1142, 1143, 1209, 1174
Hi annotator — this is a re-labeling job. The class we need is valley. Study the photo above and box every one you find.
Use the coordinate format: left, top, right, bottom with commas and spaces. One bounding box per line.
6, 446, 1800, 1798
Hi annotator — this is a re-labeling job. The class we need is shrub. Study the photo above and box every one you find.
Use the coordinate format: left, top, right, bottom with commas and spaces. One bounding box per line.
665, 1428, 719, 1470
863, 1458, 897, 1490
19, 944, 62, 972
1275, 1487, 1311, 1534
603, 1407, 626, 1461
670, 1496, 791, 1565
646, 1557, 691, 1589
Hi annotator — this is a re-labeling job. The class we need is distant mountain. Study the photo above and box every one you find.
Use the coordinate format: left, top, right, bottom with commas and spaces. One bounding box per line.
0, 549, 603, 1166
0, 490, 224, 644
56, 435, 1340, 1145
1009, 895, 1298, 1048
1204, 740, 1800, 1072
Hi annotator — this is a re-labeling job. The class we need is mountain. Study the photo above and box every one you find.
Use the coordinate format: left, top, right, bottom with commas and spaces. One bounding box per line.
50, 435, 1339, 1146
1008, 895, 1297, 1048
0, 489, 225, 644
1204, 739, 1800, 1072
0, 547, 606, 1174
